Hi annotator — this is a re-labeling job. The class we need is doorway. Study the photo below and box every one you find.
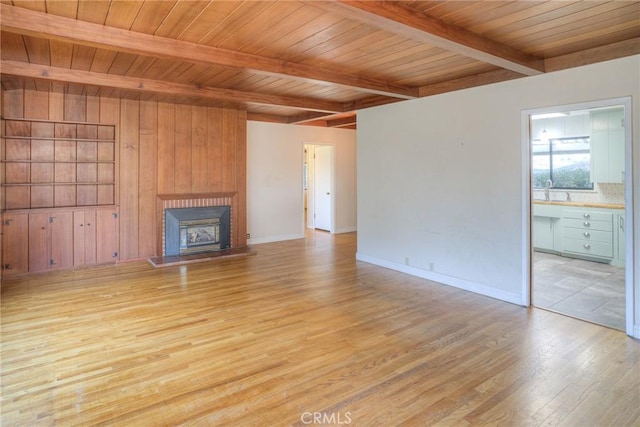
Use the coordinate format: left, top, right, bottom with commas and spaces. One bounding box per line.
304, 144, 335, 232
524, 98, 633, 334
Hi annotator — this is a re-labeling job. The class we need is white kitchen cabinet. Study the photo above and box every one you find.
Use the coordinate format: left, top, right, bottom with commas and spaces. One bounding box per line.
616, 213, 626, 265
532, 203, 563, 253
561, 208, 613, 261
533, 216, 555, 252
590, 108, 625, 184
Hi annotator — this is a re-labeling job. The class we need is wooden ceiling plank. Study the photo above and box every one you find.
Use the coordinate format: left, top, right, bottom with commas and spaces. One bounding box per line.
198, 1, 276, 48
0, 60, 346, 113
129, 0, 178, 33
45, 0, 78, 18
70, 45, 97, 71
77, 0, 111, 24
107, 52, 139, 76
153, 0, 210, 39
22, 35, 50, 65
250, 3, 325, 57
11, 0, 46, 13
0, 31, 29, 62
49, 39, 73, 68
468, 1, 586, 38
177, 1, 244, 43
89, 49, 118, 74
318, 0, 544, 75
496, 2, 635, 48
0, 4, 417, 99
509, 5, 640, 57
104, 0, 144, 30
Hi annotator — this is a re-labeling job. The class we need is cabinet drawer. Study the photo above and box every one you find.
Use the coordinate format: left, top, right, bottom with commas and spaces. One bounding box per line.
562, 209, 612, 222
562, 238, 613, 258
563, 218, 612, 232
562, 227, 612, 243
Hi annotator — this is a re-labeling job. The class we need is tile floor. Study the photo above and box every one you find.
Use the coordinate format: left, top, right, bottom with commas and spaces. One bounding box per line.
533, 251, 625, 331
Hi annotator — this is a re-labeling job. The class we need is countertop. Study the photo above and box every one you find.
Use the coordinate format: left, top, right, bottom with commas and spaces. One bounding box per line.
533, 200, 624, 210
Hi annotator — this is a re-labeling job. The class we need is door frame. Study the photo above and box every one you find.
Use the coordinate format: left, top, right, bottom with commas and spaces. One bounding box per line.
304, 143, 336, 233
521, 96, 636, 337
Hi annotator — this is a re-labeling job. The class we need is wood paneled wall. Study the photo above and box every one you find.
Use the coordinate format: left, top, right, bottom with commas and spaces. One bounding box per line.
1, 88, 247, 261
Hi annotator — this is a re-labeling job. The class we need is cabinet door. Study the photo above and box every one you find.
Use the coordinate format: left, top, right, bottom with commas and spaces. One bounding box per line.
96, 208, 119, 264
74, 210, 97, 266
533, 216, 554, 251
50, 211, 73, 270
590, 130, 609, 184
28, 213, 50, 273
2, 213, 29, 274
618, 214, 626, 263
608, 129, 625, 183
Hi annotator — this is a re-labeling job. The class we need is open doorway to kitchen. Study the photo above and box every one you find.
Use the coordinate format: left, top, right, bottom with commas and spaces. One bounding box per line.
525, 98, 633, 334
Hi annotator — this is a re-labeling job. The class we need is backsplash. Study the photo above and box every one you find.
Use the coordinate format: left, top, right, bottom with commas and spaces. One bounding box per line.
533, 183, 625, 205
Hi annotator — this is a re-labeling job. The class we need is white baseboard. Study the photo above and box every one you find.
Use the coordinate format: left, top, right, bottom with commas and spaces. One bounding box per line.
248, 233, 304, 245
355, 252, 523, 306
334, 226, 357, 234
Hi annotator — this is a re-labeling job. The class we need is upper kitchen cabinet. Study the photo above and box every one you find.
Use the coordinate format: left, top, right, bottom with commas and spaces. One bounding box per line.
590, 108, 625, 184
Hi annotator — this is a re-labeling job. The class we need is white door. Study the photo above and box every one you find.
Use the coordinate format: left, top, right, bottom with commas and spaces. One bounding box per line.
314, 145, 333, 231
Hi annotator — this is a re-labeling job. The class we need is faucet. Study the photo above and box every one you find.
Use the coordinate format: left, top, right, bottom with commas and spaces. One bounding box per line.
544, 179, 552, 201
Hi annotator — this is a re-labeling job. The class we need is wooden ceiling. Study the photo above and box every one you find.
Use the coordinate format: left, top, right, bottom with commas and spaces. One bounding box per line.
1, 1, 639, 129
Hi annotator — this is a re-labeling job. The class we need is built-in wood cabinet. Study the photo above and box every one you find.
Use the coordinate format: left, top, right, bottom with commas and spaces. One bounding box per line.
29, 210, 74, 272
1, 118, 116, 210
1, 206, 119, 275
1, 212, 28, 274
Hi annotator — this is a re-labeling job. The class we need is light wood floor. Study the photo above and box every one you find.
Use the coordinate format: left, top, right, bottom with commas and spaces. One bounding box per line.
2, 232, 639, 426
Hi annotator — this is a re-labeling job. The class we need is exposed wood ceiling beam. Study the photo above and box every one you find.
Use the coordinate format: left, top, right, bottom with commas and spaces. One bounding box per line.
0, 4, 417, 100
0, 60, 345, 113
545, 37, 640, 72
288, 112, 336, 125
246, 113, 289, 124
319, 1, 545, 76
327, 116, 357, 128
419, 69, 523, 97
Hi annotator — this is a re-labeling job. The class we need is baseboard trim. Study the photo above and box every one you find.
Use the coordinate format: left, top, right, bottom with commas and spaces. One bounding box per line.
356, 252, 523, 306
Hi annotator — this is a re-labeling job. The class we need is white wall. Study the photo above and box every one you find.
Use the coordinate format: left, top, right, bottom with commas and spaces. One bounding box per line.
357, 56, 640, 335
247, 121, 356, 244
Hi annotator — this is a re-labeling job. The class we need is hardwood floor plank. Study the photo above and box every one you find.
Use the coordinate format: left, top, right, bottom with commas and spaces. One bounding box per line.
1, 232, 638, 426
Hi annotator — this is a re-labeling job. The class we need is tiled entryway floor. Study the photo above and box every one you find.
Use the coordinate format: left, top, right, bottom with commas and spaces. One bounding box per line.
533, 251, 625, 331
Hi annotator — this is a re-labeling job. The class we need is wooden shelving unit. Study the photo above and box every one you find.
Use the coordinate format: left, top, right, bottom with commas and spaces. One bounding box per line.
1, 118, 116, 210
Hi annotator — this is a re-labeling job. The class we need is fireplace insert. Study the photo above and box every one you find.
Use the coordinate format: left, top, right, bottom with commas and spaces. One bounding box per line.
165, 206, 230, 256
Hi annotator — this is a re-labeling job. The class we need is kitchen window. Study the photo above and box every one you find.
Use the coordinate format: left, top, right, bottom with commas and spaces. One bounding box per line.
532, 136, 592, 189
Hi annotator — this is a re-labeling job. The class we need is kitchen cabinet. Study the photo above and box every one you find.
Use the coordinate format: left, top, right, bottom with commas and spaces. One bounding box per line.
533, 216, 556, 252
532, 203, 563, 253
1, 206, 119, 275
616, 213, 626, 266
561, 208, 613, 261
590, 108, 625, 184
